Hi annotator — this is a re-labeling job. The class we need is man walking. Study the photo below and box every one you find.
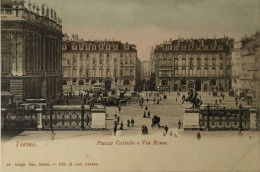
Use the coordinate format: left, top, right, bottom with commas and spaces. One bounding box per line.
131, 118, 135, 127
178, 120, 181, 129
114, 123, 117, 136
164, 125, 169, 135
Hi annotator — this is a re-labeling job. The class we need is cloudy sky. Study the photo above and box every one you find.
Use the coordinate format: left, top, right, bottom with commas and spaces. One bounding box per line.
32, 0, 260, 61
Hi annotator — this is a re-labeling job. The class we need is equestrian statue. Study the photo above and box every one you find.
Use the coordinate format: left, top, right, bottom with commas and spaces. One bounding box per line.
182, 89, 203, 109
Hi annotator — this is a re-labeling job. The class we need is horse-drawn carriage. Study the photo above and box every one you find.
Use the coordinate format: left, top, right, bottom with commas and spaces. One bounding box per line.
151, 115, 161, 128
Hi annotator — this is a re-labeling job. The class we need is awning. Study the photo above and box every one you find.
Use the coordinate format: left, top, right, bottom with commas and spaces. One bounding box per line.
1, 91, 13, 97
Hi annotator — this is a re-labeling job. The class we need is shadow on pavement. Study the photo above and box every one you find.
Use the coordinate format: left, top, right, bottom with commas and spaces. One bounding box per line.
1, 130, 25, 142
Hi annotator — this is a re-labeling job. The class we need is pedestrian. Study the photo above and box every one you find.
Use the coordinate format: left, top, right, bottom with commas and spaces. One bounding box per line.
197, 132, 201, 140
236, 100, 238, 107
182, 95, 185, 101
178, 120, 181, 129
223, 94, 225, 100
114, 125, 117, 136
147, 97, 149, 103
127, 119, 130, 127
131, 118, 135, 127
145, 106, 148, 111
143, 111, 146, 118
120, 121, 123, 130
147, 111, 151, 118
219, 99, 222, 104
117, 116, 120, 125
164, 125, 169, 134
215, 99, 218, 105
176, 97, 178, 102
153, 97, 156, 104
160, 96, 161, 101
118, 105, 121, 113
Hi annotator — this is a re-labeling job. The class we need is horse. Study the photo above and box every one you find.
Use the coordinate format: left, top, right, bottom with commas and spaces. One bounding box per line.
182, 97, 203, 108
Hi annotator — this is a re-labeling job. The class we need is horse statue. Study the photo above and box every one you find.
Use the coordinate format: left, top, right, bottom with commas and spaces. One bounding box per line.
182, 90, 203, 108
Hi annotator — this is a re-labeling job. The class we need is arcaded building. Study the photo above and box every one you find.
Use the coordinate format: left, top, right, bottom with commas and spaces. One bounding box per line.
1, 0, 63, 103
151, 37, 234, 92
62, 34, 140, 94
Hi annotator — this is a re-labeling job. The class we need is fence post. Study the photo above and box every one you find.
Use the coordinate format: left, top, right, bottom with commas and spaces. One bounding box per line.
81, 104, 85, 130
36, 108, 43, 130
50, 104, 53, 131
239, 104, 243, 131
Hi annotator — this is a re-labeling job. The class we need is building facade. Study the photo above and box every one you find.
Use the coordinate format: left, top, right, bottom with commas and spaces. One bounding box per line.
1, 0, 63, 103
141, 61, 151, 80
151, 37, 234, 92
62, 34, 140, 94
231, 32, 260, 102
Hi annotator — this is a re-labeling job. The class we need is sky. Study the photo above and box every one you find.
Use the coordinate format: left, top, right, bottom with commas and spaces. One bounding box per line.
32, 0, 260, 61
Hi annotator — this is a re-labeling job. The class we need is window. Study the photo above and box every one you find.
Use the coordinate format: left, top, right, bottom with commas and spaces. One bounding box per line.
67, 60, 70, 65
190, 58, 193, 66
73, 79, 76, 85
86, 79, 89, 84
182, 68, 186, 76
175, 69, 179, 76
197, 69, 201, 76
120, 53, 123, 57
106, 53, 109, 57
130, 59, 133, 64
114, 58, 117, 65
63, 80, 67, 85
204, 69, 208, 76
114, 68, 117, 77
212, 58, 216, 66
86, 53, 89, 57
123, 80, 130, 85
205, 59, 208, 66
99, 79, 103, 83
182, 59, 186, 66
219, 59, 223, 66
175, 59, 178, 66
197, 58, 201, 66
92, 69, 96, 77
130, 69, 133, 76
92, 58, 96, 65
220, 68, 223, 76
86, 69, 89, 77
99, 58, 103, 65
78, 80, 84, 85
99, 53, 102, 57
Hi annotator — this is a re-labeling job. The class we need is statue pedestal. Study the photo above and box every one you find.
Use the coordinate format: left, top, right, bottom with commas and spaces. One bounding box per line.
183, 108, 200, 130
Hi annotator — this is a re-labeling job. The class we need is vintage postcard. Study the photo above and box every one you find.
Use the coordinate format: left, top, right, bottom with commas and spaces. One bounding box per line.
1, 0, 260, 171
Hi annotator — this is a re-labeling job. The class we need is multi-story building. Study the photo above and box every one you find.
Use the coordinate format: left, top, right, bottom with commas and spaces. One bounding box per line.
151, 37, 234, 92
1, 0, 63, 104
231, 32, 260, 102
141, 61, 151, 80
62, 34, 140, 94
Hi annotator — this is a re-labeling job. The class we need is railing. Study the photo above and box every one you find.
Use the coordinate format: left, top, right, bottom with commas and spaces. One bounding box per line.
2, 107, 37, 130
2, 105, 92, 130
199, 107, 250, 130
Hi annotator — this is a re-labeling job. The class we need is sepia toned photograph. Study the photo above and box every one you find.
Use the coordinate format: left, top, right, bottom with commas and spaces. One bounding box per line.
1, 0, 260, 171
